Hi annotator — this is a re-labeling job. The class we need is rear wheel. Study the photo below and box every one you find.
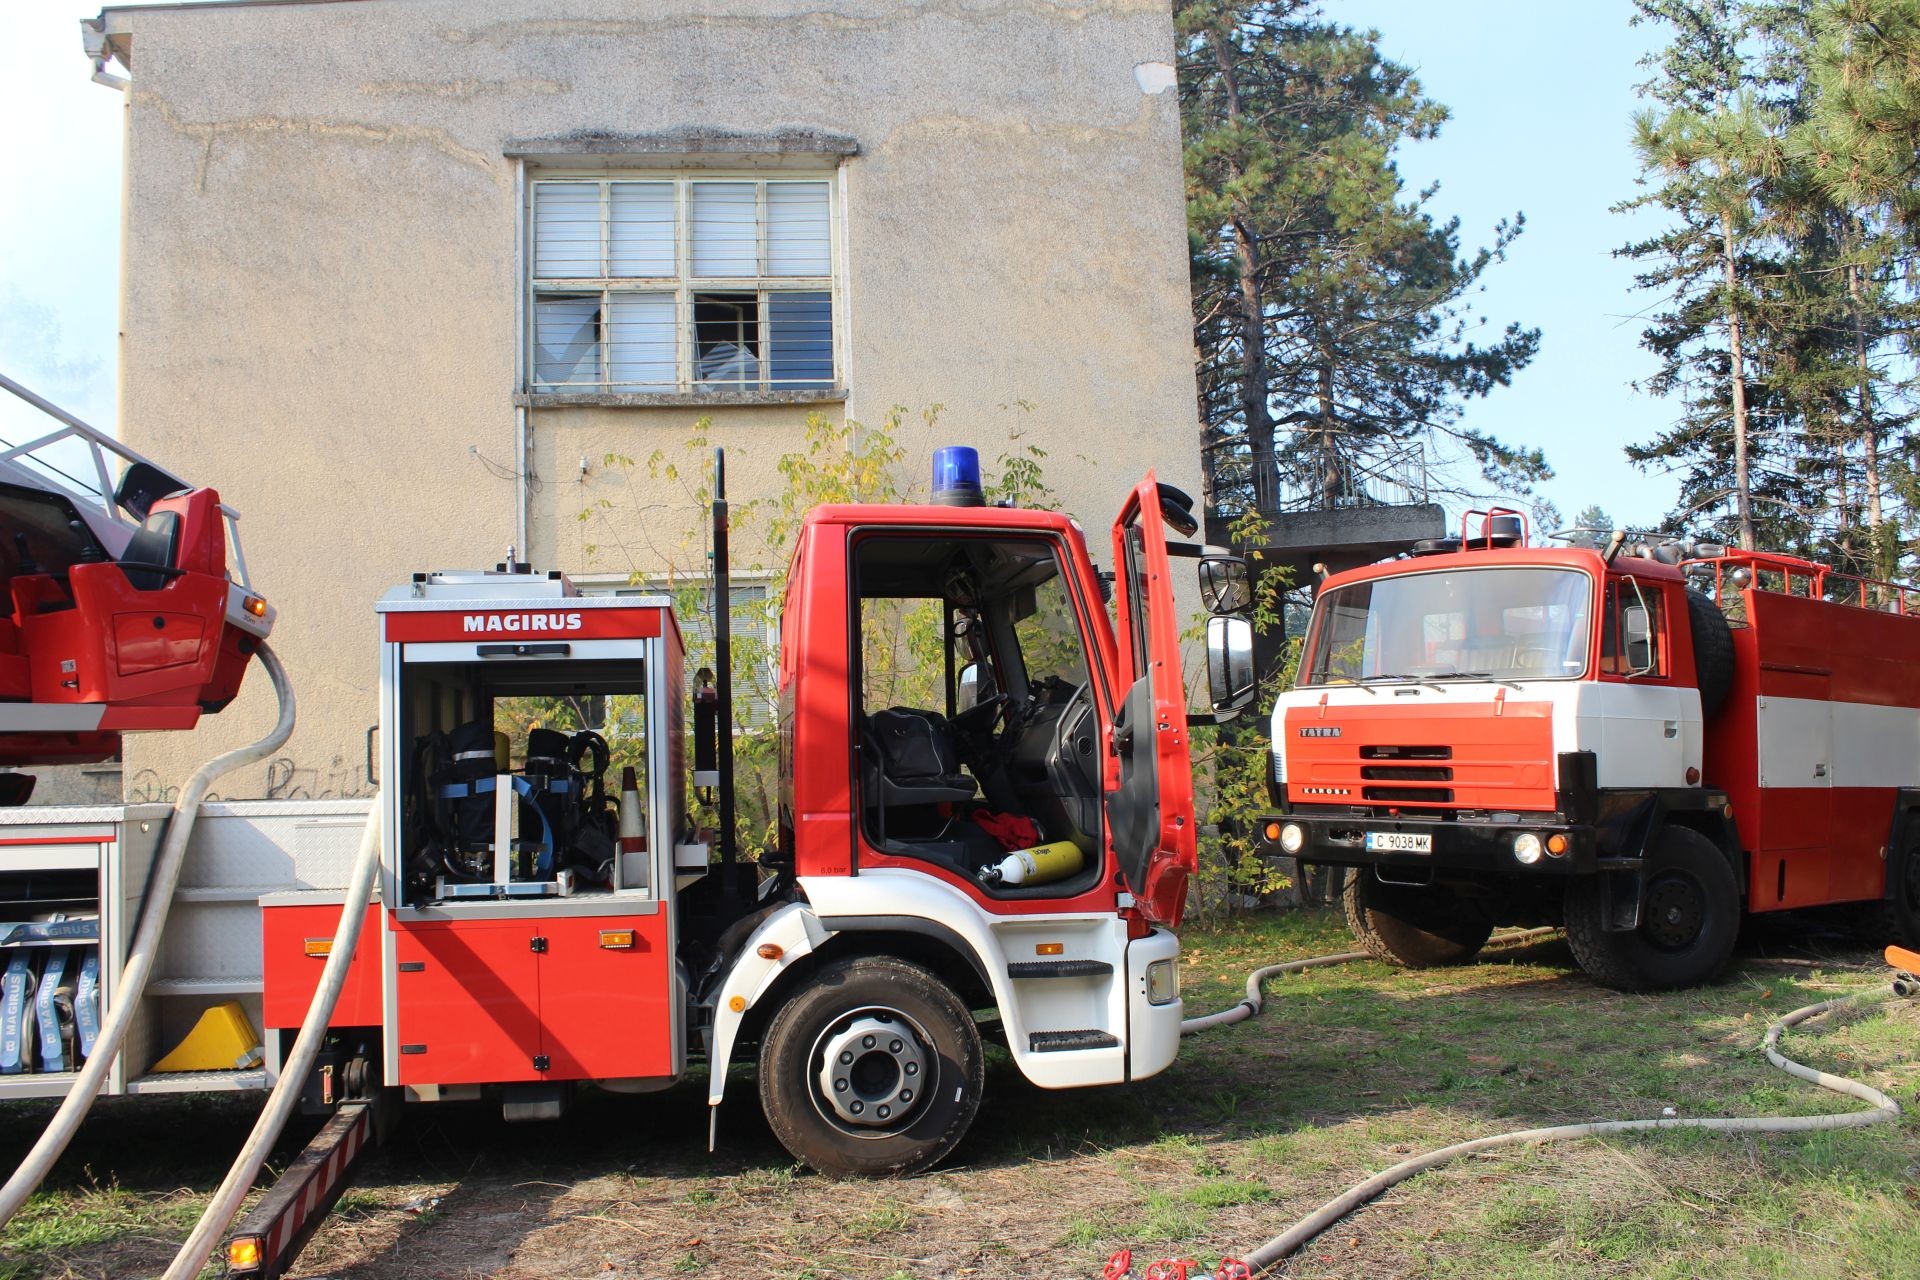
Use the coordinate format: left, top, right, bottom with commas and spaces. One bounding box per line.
1342, 869, 1493, 967
1859, 831, 1920, 948
1565, 826, 1739, 990
758, 956, 983, 1178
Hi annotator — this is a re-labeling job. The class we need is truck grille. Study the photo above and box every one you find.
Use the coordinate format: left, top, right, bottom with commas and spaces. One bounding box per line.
1360, 765, 1452, 781
1282, 702, 1555, 812
1362, 785, 1454, 803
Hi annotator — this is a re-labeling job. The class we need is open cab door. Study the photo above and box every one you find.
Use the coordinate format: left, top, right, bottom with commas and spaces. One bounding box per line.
1107, 475, 1197, 927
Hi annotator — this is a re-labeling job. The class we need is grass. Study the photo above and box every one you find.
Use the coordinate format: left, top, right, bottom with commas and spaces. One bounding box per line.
0, 907, 1914, 1278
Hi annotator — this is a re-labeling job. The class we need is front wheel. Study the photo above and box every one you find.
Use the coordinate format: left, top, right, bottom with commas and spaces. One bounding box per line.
758, 956, 983, 1178
1565, 826, 1740, 991
1342, 869, 1493, 967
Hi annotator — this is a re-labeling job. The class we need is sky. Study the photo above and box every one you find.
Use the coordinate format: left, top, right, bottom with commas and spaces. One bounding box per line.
0, 0, 1681, 531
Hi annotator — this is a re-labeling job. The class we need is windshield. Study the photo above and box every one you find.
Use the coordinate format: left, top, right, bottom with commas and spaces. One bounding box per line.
1301, 567, 1593, 685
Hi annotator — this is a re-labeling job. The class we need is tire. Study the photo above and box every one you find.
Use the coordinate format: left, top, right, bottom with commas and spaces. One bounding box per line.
1342, 868, 1493, 967
1686, 589, 1735, 719
1565, 825, 1739, 991
757, 956, 983, 1178
1859, 830, 1920, 948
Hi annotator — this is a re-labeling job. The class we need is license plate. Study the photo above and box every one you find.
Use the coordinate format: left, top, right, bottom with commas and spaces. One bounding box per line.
1365, 831, 1432, 854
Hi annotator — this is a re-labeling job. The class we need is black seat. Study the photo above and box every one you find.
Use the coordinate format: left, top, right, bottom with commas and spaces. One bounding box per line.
119, 510, 180, 591
861, 708, 976, 851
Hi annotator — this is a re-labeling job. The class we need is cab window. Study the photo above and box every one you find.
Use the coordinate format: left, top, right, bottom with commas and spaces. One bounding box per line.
1599, 579, 1667, 677
849, 533, 1103, 895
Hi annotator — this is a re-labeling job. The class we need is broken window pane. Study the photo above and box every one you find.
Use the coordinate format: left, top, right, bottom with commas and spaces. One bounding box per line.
767, 292, 833, 389
766, 182, 830, 276
694, 293, 761, 387
690, 182, 757, 277
534, 295, 602, 385
533, 183, 601, 278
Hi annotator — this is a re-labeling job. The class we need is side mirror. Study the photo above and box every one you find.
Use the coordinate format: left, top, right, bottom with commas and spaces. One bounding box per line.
957, 662, 982, 708
1205, 614, 1257, 716
1623, 603, 1653, 676
1198, 556, 1252, 615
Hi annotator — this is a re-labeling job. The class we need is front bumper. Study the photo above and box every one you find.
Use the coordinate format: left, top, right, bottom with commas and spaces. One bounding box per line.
1126, 927, 1182, 1081
1254, 810, 1601, 877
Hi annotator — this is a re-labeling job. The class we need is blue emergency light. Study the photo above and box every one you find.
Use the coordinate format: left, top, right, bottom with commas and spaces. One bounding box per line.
932, 445, 984, 507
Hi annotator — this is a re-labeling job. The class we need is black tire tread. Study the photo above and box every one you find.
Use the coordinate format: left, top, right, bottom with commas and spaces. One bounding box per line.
757, 955, 983, 1179
1687, 589, 1736, 719
1564, 825, 1739, 991
1342, 869, 1493, 968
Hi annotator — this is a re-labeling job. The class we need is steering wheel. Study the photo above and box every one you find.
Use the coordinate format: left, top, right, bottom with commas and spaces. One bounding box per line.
950, 692, 1011, 742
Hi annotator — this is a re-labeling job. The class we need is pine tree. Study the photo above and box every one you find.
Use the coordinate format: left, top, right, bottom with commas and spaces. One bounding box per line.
1619, 0, 1782, 550
1180, 2, 1543, 522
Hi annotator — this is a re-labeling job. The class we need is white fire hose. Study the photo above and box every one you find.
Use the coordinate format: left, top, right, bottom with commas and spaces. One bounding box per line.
0, 643, 296, 1227
162, 799, 383, 1280
1144, 931, 1911, 1278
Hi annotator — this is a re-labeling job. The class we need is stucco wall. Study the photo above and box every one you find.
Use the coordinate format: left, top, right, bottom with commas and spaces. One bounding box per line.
97, 0, 1200, 801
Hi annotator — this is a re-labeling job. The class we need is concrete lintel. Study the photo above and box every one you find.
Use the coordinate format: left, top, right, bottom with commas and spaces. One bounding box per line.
519, 389, 847, 410
505, 128, 860, 161
1256, 503, 1447, 551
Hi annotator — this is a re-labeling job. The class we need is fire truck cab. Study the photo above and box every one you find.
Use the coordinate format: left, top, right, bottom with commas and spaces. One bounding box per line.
1259, 512, 1920, 991
257, 458, 1255, 1176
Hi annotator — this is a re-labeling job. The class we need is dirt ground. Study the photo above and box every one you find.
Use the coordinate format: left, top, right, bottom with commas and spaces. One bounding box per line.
3, 910, 1916, 1280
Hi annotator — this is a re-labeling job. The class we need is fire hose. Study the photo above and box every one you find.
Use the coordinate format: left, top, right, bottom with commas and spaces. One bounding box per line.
161, 798, 382, 1279
0, 644, 297, 1226
1116, 932, 1912, 1279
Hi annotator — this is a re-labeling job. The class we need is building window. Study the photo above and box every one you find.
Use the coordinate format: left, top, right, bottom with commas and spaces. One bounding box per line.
529, 176, 837, 395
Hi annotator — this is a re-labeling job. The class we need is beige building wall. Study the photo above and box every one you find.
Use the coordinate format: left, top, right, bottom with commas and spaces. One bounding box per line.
88, 0, 1200, 801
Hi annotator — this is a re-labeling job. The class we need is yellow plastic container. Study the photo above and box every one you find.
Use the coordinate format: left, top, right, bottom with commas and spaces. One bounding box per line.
151, 1000, 264, 1072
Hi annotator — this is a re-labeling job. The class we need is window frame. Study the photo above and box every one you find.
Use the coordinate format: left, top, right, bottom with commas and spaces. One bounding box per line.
524, 170, 842, 399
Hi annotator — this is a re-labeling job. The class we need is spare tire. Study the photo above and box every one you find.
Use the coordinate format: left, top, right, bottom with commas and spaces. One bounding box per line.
1686, 589, 1734, 718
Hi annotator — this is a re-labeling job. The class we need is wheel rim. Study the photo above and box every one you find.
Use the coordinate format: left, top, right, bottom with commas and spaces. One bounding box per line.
809, 1008, 933, 1137
1643, 872, 1706, 949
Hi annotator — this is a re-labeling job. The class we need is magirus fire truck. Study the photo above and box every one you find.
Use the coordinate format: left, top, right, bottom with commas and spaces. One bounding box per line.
0, 437, 1258, 1276
1257, 510, 1920, 991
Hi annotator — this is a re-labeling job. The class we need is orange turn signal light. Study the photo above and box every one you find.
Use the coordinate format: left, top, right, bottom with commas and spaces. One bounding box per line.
1036, 942, 1064, 956
228, 1235, 264, 1269
756, 943, 785, 960
1546, 834, 1569, 856
599, 929, 636, 949
728, 995, 747, 1013
303, 938, 332, 958
1264, 822, 1283, 842
243, 595, 268, 618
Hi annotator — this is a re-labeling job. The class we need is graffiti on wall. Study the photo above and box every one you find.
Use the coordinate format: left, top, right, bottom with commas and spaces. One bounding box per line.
126, 754, 375, 804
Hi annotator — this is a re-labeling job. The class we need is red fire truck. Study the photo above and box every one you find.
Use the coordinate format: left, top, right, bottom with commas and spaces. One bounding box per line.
0, 444, 1257, 1274
1258, 512, 1920, 991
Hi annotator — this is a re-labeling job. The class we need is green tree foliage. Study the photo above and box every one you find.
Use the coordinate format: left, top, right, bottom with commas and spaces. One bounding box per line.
1797, 0, 1920, 238
1179, 0, 1544, 521
1623, 0, 1919, 574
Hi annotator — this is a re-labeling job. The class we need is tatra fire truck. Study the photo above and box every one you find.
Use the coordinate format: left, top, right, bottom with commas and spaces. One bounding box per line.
0, 435, 1257, 1273
1258, 510, 1920, 991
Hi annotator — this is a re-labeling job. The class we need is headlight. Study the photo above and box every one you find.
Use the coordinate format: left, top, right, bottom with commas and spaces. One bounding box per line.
1146, 958, 1179, 1006
1279, 822, 1305, 854
1513, 832, 1544, 865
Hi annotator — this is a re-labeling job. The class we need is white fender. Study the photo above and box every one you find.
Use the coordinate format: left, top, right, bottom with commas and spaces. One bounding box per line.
706, 903, 831, 1108
800, 869, 1131, 1089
